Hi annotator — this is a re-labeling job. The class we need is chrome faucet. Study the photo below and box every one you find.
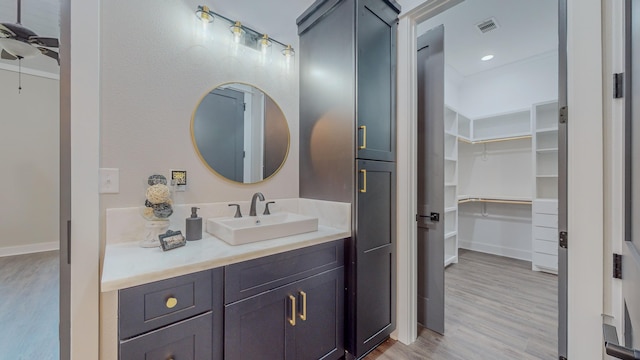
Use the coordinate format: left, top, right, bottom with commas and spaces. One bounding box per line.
249, 192, 265, 216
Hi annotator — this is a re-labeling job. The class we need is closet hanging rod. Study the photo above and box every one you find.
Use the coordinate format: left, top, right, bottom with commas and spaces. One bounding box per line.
458, 134, 532, 145
458, 197, 532, 205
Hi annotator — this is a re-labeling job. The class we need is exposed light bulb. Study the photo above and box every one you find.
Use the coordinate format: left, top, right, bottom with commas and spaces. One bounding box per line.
282, 45, 295, 59
481, 54, 494, 61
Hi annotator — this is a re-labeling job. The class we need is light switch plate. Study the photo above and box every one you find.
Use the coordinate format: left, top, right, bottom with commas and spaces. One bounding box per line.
99, 168, 119, 194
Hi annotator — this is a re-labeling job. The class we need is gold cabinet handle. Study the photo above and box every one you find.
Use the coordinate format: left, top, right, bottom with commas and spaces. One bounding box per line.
359, 125, 367, 150
288, 295, 296, 326
165, 296, 178, 309
359, 169, 367, 193
299, 291, 307, 321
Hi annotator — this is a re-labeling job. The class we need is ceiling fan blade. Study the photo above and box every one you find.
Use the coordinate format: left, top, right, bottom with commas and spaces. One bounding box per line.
29, 37, 58, 48
37, 47, 59, 65
1, 49, 18, 60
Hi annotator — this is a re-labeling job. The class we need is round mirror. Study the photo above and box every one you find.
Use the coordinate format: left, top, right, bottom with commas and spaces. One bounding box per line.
192, 83, 290, 184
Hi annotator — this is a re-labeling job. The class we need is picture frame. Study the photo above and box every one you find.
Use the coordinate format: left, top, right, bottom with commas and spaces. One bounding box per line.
159, 230, 186, 251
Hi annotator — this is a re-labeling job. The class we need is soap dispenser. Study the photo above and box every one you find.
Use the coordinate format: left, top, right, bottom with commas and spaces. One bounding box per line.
186, 207, 202, 241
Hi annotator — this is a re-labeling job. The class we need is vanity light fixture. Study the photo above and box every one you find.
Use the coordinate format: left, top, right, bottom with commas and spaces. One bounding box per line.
195, 5, 295, 59
260, 34, 272, 54
195, 5, 214, 24
230, 21, 245, 44
282, 45, 295, 59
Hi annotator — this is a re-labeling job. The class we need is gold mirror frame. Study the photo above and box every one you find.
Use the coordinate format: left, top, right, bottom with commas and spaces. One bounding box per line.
191, 82, 290, 184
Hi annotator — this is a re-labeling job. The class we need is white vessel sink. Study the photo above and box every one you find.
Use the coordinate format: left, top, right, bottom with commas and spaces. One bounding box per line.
206, 212, 319, 245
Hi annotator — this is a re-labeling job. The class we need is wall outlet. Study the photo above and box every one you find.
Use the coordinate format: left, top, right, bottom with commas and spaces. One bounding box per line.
99, 168, 119, 194
171, 170, 187, 192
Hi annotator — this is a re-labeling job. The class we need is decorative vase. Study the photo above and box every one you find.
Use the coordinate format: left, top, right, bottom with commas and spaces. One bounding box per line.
139, 219, 171, 248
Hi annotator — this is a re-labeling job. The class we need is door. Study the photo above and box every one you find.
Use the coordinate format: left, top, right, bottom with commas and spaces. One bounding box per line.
193, 88, 245, 182
356, 0, 397, 162
293, 268, 344, 360
416, 25, 445, 334
60, 0, 71, 357
558, 0, 568, 358
609, 1, 640, 357
352, 159, 396, 357
224, 285, 294, 360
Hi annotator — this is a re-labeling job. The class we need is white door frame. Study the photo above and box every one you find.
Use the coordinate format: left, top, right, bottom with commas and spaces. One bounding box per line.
395, 1, 605, 358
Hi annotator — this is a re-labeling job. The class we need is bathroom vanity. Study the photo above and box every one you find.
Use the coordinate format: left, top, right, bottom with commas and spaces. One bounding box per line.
101, 199, 350, 360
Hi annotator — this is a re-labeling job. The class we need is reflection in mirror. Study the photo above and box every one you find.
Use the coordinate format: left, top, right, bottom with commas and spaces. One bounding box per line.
192, 83, 290, 184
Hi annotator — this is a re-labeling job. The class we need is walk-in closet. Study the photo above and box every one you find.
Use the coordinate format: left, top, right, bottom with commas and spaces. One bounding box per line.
412, 0, 560, 358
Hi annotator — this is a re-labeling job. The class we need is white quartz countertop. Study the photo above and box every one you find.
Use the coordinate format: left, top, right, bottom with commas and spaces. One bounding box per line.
101, 225, 349, 292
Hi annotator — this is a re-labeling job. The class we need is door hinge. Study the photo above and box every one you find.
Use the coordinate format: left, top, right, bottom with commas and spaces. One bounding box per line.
614, 73, 624, 98
613, 253, 622, 279
559, 231, 568, 249
559, 106, 568, 124
243, 103, 246, 111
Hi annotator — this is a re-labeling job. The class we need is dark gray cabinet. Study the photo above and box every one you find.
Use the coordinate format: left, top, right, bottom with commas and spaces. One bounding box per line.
118, 269, 223, 360
298, 0, 399, 358
351, 160, 396, 356
224, 240, 345, 360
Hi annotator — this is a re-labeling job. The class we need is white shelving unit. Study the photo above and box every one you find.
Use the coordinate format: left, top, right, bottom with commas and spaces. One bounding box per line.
444, 106, 459, 266
532, 101, 559, 273
456, 108, 534, 262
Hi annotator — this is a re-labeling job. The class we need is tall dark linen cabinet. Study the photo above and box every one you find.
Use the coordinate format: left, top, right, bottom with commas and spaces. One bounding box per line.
297, 0, 399, 358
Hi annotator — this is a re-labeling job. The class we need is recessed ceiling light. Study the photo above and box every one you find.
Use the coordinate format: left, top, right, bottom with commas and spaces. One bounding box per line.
481, 54, 494, 61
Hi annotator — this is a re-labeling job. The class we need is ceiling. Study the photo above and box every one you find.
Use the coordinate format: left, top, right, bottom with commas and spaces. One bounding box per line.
0, 0, 558, 78
417, 0, 558, 77
0, 0, 60, 74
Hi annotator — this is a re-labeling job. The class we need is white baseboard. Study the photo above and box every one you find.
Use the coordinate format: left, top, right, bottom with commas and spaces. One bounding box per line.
0, 241, 59, 257
458, 239, 531, 262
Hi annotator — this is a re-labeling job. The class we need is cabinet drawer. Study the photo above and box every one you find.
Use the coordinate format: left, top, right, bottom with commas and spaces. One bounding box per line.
533, 239, 558, 256
533, 213, 558, 228
533, 226, 557, 242
532, 252, 558, 271
120, 312, 212, 360
119, 270, 213, 339
225, 240, 344, 304
533, 200, 558, 215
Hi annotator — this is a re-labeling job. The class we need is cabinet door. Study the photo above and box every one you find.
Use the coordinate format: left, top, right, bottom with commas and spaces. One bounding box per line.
224, 285, 296, 360
293, 268, 345, 360
119, 312, 212, 360
356, 0, 398, 162
350, 159, 396, 357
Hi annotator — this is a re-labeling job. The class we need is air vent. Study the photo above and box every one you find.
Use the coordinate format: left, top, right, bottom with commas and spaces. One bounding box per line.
476, 17, 499, 33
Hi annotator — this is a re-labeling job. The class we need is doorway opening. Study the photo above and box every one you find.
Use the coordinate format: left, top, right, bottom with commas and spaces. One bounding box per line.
416, 0, 560, 357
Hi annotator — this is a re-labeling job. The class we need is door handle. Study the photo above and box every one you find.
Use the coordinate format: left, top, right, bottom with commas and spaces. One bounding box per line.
288, 295, 296, 326
299, 291, 307, 321
416, 212, 440, 222
603, 323, 640, 359
358, 125, 367, 150
359, 169, 367, 193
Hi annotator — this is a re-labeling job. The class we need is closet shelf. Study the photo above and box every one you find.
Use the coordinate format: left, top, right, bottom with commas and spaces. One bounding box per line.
536, 148, 559, 153
445, 130, 457, 137
536, 127, 559, 133
445, 206, 457, 213
458, 134, 532, 145
445, 156, 457, 162
444, 255, 457, 267
536, 174, 558, 178
458, 195, 532, 205
445, 231, 457, 239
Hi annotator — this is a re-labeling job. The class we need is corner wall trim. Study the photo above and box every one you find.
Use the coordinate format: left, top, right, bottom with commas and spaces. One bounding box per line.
0, 241, 60, 257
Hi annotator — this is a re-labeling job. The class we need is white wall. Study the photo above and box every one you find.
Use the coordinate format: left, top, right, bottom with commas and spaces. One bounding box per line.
100, 0, 299, 214
0, 69, 59, 255
458, 51, 558, 118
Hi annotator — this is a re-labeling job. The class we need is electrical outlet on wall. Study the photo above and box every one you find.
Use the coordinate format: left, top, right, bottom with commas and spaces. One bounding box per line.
171, 170, 187, 192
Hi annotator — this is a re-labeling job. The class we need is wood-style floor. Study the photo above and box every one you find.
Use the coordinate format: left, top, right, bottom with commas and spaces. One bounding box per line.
365, 249, 558, 360
0, 251, 59, 359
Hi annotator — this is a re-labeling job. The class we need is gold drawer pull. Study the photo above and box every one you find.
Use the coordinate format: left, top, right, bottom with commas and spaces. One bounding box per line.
166, 297, 178, 309
299, 291, 307, 321
359, 169, 367, 193
288, 295, 296, 326
359, 125, 367, 150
